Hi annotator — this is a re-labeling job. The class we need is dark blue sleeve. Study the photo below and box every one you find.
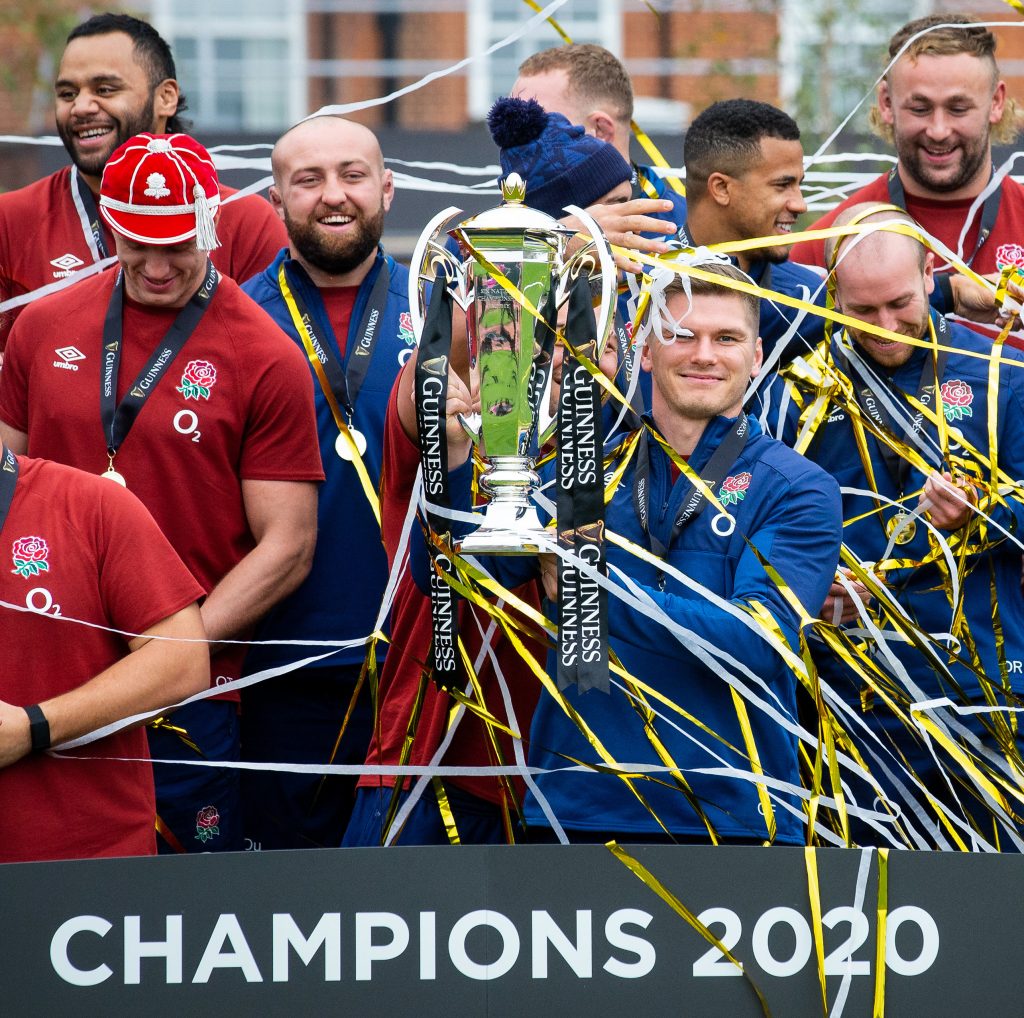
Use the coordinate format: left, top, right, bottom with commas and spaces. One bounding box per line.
607, 467, 842, 682
981, 376, 1024, 538
928, 274, 954, 316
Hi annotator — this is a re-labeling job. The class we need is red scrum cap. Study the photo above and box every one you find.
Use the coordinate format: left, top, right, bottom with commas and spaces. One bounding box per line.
100, 133, 221, 250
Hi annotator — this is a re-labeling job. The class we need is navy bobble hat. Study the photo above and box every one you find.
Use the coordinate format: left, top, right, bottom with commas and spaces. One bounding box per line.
487, 95, 632, 219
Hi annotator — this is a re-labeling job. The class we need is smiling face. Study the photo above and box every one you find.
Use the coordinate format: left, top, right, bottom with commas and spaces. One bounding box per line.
641, 290, 762, 429
55, 32, 178, 185
270, 117, 394, 285
113, 234, 209, 309
721, 136, 806, 265
835, 233, 934, 369
879, 52, 1004, 199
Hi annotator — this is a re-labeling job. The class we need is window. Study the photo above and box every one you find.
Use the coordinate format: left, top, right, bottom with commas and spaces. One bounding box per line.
466, 0, 621, 121
150, 0, 306, 132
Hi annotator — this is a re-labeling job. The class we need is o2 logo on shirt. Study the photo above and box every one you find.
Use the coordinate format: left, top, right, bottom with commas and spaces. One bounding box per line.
25, 587, 61, 616
173, 409, 202, 443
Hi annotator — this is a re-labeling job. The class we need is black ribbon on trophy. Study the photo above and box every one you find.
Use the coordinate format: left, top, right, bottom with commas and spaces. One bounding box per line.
409, 172, 617, 695
415, 278, 460, 688
556, 277, 609, 693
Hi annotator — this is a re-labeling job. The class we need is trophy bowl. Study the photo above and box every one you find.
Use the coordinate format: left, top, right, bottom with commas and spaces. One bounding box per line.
408, 172, 617, 554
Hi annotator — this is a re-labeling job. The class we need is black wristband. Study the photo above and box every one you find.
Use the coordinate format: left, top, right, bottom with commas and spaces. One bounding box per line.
24, 704, 50, 752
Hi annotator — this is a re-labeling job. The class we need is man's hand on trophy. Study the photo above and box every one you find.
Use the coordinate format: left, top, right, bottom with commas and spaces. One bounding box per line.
445, 370, 479, 468
539, 553, 558, 602
562, 198, 675, 274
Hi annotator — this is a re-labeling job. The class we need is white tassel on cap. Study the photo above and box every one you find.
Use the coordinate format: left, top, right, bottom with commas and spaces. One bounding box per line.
193, 184, 221, 252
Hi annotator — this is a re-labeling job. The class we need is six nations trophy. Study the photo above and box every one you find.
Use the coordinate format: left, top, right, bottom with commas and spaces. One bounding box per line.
408, 170, 618, 692
408, 171, 618, 553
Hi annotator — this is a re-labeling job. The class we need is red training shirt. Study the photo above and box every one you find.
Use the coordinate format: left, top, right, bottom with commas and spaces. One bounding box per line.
0, 456, 204, 862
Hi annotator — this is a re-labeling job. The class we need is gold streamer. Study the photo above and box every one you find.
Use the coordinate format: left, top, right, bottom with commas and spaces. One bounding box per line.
872, 848, 888, 1018
608, 842, 773, 1018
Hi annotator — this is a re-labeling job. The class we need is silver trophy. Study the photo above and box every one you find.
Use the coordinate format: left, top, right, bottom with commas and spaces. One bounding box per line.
409, 172, 617, 554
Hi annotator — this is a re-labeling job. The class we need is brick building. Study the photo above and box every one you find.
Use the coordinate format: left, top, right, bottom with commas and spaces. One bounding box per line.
3, 1, 1024, 192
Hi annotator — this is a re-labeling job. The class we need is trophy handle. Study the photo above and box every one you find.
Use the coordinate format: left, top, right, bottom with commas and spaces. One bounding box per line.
458, 411, 482, 444
563, 203, 617, 354
408, 205, 463, 344
531, 204, 618, 448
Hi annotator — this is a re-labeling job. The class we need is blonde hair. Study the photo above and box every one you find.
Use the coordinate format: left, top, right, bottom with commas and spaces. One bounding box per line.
868, 15, 1021, 145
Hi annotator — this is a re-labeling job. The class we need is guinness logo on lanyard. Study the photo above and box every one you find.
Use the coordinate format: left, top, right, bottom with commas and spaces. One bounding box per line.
837, 313, 950, 545
278, 256, 390, 463
99, 260, 219, 485
0, 445, 19, 537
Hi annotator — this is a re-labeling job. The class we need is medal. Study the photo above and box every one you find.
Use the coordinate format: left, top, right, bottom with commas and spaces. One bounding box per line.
102, 454, 126, 487
279, 260, 388, 472
886, 510, 916, 544
336, 427, 367, 461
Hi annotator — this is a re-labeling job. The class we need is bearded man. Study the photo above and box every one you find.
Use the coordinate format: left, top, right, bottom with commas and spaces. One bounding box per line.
239, 115, 413, 849
0, 13, 285, 349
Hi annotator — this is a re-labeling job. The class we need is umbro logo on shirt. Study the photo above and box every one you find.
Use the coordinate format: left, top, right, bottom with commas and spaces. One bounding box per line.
53, 346, 86, 372
50, 253, 85, 279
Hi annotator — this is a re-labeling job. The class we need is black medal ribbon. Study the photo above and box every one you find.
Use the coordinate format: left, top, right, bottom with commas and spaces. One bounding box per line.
632, 414, 750, 577
838, 315, 950, 494
556, 277, 608, 693
73, 168, 110, 260
0, 445, 19, 538
282, 256, 391, 420
415, 279, 459, 688
100, 260, 219, 463
612, 306, 645, 425
887, 167, 1002, 268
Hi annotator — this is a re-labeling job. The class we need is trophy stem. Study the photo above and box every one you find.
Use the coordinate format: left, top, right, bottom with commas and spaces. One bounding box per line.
457, 455, 548, 555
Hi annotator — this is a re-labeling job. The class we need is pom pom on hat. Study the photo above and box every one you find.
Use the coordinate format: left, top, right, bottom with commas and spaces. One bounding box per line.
487, 96, 632, 220
487, 96, 548, 149
100, 133, 222, 250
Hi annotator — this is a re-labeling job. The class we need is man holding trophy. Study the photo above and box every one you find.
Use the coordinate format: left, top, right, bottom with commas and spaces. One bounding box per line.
424, 229, 845, 842
342, 99, 631, 846
517, 262, 844, 844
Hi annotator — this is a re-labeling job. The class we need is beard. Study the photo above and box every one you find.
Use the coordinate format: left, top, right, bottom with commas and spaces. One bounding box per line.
58, 93, 158, 179
284, 201, 385, 277
764, 243, 792, 265
896, 126, 991, 195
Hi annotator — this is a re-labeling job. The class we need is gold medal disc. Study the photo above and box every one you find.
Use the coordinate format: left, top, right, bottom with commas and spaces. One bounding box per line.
886, 511, 915, 544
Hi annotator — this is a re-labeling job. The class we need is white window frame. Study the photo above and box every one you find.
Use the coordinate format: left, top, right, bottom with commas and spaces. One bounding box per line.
148, 0, 307, 130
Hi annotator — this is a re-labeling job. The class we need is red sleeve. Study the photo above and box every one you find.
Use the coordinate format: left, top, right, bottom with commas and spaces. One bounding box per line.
91, 473, 206, 634
214, 188, 288, 285
0, 314, 31, 432
237, 320, 325, 483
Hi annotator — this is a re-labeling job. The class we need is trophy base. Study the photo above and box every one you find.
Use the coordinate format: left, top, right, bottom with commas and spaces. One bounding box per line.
457, 504, 549, 556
